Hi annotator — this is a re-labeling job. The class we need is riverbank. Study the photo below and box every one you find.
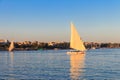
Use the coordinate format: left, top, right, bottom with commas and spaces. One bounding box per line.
0, 41, 120, 51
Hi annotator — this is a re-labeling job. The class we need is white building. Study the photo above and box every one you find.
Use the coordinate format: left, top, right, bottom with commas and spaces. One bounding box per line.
0, 39, 9, 44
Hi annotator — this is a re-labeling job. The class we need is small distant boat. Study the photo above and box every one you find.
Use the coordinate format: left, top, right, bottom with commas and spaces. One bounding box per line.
91, 47, 96, 49
8, 41, 14, 52
67, 22, 86, 54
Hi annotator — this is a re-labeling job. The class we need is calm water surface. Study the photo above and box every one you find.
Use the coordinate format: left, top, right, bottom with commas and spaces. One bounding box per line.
0, 49, 120, 80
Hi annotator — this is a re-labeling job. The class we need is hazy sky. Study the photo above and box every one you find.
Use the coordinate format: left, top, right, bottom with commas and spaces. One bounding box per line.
0, 0, 120, 42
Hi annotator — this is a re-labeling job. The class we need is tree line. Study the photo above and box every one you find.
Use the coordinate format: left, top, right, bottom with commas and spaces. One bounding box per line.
0, 41, 120, 51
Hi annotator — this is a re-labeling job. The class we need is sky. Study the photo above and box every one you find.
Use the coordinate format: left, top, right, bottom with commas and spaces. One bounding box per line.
0, 0, 120, 42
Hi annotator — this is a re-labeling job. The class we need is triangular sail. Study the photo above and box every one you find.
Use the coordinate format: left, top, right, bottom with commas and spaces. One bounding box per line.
9, 41, 14, 51
70, 23, 86, 51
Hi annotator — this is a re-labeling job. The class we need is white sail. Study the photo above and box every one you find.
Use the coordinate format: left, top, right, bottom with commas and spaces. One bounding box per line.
70, 23, 86, 51
9, 41, 14, 51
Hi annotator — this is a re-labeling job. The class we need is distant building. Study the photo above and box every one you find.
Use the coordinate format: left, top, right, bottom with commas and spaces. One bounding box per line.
0, 39, 9, 45
0, 39, 9, 43
48, 42, 56, 46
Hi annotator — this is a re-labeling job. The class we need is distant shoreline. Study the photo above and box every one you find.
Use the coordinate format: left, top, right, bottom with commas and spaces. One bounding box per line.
0, 40, 120, 51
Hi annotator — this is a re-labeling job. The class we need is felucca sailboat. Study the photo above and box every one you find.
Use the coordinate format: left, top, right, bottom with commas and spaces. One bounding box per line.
67, 22, 86, 54
8, 41, 14, 52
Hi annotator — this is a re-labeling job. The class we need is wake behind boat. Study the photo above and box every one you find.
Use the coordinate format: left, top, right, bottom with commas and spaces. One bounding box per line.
67, 22, 86, 54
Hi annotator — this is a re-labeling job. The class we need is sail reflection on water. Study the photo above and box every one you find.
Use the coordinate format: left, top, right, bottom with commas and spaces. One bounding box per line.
69, 53, 85, 80
9, 52, 14, 69
7, 52, 16, 79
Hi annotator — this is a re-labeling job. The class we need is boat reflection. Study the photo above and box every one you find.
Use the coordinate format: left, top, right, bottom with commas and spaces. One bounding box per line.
7, 52, 15, 79
69, 53, 85, 80
9, 52, 14, 69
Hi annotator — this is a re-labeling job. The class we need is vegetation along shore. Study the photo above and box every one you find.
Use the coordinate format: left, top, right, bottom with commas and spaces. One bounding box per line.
0, 39, 120, 51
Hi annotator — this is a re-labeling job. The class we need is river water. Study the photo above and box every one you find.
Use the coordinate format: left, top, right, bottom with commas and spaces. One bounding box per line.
0, 49, 120, 80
